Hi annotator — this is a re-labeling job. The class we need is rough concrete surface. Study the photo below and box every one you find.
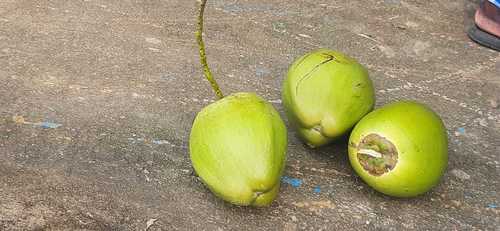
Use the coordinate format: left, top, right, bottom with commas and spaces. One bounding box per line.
1, 0, 499, 230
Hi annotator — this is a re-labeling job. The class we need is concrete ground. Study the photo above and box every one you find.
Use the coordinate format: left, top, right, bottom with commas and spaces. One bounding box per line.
1, 0, 499, 230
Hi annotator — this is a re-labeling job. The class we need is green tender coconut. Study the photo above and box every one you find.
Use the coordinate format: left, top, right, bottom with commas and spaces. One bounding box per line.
282, 49, 375, 147
190, 92, 287, 206
348, 101, 448, 197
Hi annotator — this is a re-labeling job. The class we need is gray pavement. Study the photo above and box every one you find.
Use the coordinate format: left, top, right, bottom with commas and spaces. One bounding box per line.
0, 0, 499, 230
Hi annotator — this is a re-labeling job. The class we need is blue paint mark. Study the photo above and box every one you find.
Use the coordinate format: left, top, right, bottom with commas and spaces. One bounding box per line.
487, 203, 498, 209
38, 122, 62, 129
457, 127, 465, 134
281, 176, 302, 188
313, 186, 321, 193
152, 139, 170, 145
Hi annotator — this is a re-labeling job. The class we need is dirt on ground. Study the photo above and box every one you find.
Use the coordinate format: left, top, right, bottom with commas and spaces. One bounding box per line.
1, 0, 499, 230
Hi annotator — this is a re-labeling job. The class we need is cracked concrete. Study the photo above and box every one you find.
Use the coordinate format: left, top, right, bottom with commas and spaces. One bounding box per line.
0, 0, 499, 230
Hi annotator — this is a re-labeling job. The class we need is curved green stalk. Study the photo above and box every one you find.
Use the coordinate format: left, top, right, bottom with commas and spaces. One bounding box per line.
196, 0, 224, 99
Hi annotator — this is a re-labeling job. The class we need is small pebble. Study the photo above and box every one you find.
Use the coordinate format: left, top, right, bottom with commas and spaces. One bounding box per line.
145, 37, 162, 45
488, 99, 498, 108
479, 119, 488, 127
269, 99, 282, 104
451, 169, 470, 180
451, 200, 461, 207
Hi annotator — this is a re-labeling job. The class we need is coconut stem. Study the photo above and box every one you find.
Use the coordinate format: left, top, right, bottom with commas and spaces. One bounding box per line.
358, 149, 383, 158
196, 0, 224, 100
